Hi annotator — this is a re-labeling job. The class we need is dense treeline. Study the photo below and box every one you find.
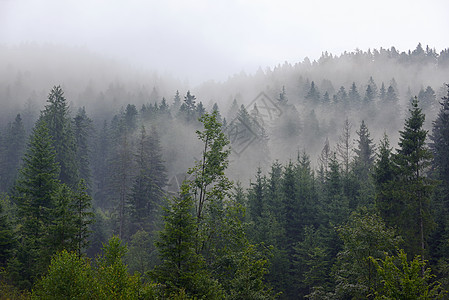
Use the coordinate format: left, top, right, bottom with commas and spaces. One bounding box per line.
0, 44, 449, 298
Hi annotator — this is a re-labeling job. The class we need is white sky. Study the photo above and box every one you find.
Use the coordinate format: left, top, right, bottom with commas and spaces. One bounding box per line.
1, 0, 448, 85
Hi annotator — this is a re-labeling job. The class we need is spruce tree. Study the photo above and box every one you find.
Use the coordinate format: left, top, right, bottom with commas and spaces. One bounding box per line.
1, 114, 26, 192
40, 85, 79, 187
0, 201, 15, 268
353, 120, 375, 181
14, 119, 60, 285
73, 107, 93, 190
394, 97, 435, 259
151, 183, 222, 298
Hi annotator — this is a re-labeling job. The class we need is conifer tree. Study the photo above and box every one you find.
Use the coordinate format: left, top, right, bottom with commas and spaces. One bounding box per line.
0, 114, 26, 192
40, 85, 79, 187
0, 201, 15, 268
14, 120, 60, 285
128, 125, 167, 235
151, 183, 222, 298
73, 107, 93, 190
394, 97, 435, 259
353, 120, 375, 181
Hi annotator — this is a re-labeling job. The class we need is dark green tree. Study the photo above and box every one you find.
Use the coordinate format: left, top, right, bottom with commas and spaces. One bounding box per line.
151, 184, 222, 298
73, 107, 93, 190
40, 85, 79, 187
72, 179, 94, 257
0, 201, 15, 268
128, 125, 167, 235
394, 97, 435, 259
14, 120, 60, 285
353, 120, 375, 181
373, 134, 398, 227
429, 85, 449, 262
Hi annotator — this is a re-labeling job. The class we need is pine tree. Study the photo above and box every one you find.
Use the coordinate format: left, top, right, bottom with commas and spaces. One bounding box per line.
14, 119, 61, 285
72, 179, 94, 257
40, 85, 79, 187
73, 107, 93, 190
178, 91, 197, 122
128, 125, 167, 235
0, 201, 15, 268
0, 114, 26, 192
353, 120, 375, 181
172, 90, 182, 113
394, 97, 435, 259
429, 85, 449, 254
278, 85, 288, 105
151, 184, 222, 298
385, 85, 399, 102
348, 82, 361, 105
374, 134, 398, 227
306, 81, 320, 103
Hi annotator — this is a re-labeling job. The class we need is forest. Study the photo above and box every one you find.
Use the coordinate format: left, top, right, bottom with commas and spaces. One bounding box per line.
1, 43, 449, 299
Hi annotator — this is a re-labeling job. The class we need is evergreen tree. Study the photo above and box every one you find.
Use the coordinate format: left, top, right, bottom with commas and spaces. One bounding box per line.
227, 98, 239, 121
72, 179, 94, 257
14, 120, 61, 285
40, 85, 79, 187
322, 91, 330, 104
306, 81, 320, 103
0, 114, 26, 192
278, 85, 288, 106
394, 97, 435, 259
336, 86, 348, 107
172, 90, 182, 113
336, 118, 352, 175
379, 82, 386, 101
0, 201, 15, 268
385, 85, 399, 102
373, 134, 398, 227
364, 85, 375, 103
429, 85, 449, 259
178, 90, 197, 122
73, 107, 93, 190
367, 76, 378, 99
151, 183, 222, 298
211, 103, 222, 123
353, 120, 375, 181
128, 125, 167, 235
348, 82, 361, 105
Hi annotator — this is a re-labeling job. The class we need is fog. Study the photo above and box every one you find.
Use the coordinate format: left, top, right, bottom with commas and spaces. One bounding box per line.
1, 0, 449, 185
2, 0, 449, 84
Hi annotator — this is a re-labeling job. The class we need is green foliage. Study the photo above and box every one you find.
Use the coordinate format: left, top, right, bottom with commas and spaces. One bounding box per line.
334, 207, 402, 298
126, 230, 157, 275
32, 238, 156, 300
0, 201, 15, 268
31, 250, 94, 299
370, 249, 446, 299
228, 244, 276, 300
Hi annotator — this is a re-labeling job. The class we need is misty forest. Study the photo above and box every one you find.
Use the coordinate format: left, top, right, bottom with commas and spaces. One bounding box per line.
1, 43, 449, 299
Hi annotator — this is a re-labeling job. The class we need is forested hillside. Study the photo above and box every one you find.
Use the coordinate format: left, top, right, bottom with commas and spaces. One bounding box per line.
1, 44, 449, 299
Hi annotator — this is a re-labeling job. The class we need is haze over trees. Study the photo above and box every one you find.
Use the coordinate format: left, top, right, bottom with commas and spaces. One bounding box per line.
1, 43, 449, 298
